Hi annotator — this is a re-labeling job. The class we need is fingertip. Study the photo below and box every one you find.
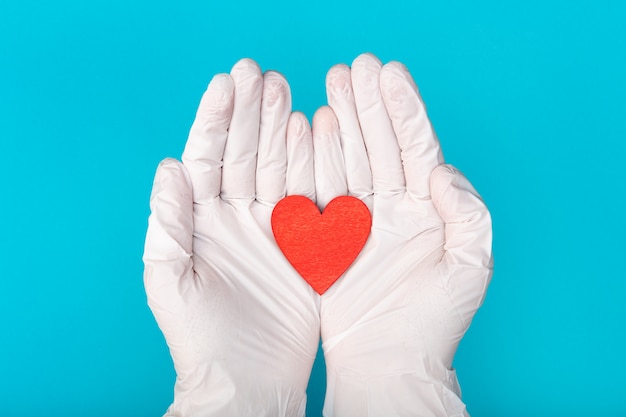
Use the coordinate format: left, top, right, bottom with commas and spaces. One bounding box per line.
380, 61, 419, 98
351, 54, 383, 91
151, 158, 190, 203
352, 52, 382, 69
208, 73, 234, 92
263, 69, 288, 82
158, 157, 179, 169
154, 157, 185, 186
192, 75, 234, 129
287, 111, 311, 139
199, 72, 234, 105
351, 53, 383, 102
326, 64, 352, 94
231, 57, 262, 77
262, 71, 291, 108
312, 106, 339, 137
429, 164, 456, 203
430, 164, 486, 217
229, 57, 263, 93
382, 60, 409, 74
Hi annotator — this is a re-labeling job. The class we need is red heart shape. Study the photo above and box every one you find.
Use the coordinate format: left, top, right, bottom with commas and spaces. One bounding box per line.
271, 195, 371, 295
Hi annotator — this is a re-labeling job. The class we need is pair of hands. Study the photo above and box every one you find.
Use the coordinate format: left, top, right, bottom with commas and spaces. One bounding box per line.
143, 53, 493, 417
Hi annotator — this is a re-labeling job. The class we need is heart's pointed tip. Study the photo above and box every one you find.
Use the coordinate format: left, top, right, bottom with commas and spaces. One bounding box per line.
311, 276, 337, 295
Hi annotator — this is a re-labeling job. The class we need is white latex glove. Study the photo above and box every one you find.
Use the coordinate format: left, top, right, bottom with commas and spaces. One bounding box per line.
143, 59, 321, 417
312, 53, 493, 417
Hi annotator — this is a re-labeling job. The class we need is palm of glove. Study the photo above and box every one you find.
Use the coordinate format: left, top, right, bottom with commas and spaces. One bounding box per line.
144, 59, 320, 416
321, 185, 491, 414
314, 54, 493, 416
323, 194, 455, 365
163, 200, 317, 410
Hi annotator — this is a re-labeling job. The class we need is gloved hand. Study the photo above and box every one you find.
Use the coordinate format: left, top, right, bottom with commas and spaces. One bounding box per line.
143, 59, 321, 417
313, 53, 493, 416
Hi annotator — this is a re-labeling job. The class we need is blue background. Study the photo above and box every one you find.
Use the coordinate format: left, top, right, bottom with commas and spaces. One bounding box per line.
1, 0, 625, 415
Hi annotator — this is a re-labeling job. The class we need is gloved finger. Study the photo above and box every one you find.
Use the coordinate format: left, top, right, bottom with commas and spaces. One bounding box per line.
181, 74, 234, 204
143, 158, 194, 311
351, 53, 405, 193
256, 71, 291, 206
286, 111, 315, 202
313, 106, 347, 210
221, 58, 263, 200
326, 64, 372, 200
430, 164, 492, 269
380, 61, 444, 199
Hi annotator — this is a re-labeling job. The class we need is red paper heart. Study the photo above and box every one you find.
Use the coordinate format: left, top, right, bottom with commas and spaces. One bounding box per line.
271, 195, 371, 295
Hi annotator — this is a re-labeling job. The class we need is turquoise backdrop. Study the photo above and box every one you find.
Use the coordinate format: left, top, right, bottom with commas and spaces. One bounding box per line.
1, 0, 625, 415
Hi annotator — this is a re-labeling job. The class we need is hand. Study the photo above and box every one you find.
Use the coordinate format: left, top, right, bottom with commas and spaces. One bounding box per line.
313, 53, 493, 416
143, 59, 320, 417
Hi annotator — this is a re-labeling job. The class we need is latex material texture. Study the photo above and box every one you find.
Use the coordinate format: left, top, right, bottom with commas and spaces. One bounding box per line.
143, 59, 320, 417
313, 53, 493, 417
